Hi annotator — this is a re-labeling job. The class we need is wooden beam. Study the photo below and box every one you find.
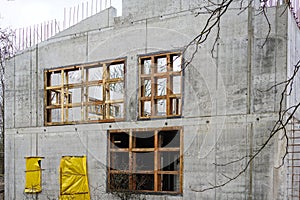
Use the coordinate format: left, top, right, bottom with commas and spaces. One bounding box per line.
65, 71, 69, 122
44, 71, 49, 124
85, 67, 89, 120
151, 57, 155, 116
154, 130, 158, 191
167, 54, 172, 116
131, 148, 155, 152
179, 128, 183, 193
129, 129, 133, 190
60, 70, 65, 122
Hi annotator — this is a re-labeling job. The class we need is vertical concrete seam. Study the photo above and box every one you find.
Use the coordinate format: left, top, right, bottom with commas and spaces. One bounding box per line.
284, 6, 289, 199
86, 33, 89, 62
30, 133, 33, 155
36, 132, 38, 156
214, 124, 217, 199
107, 8, 110, 28
180, 0, 182, 11
272, 8, 279, 198
214, 21, 220, 200
248, 122, 253, 200
30, 49, 33, 127
216, 21, 220, 116
13, 133, 15, 199
86, 133, 88, 160
247, 2, 254, 198
246, 3, 253, 115
274, 5, 279, 113
245, 121, 248, 200
145, 19, 148, 54
13, 56, 16, 128
35, 45, 39, 127
285, 5, 289, 116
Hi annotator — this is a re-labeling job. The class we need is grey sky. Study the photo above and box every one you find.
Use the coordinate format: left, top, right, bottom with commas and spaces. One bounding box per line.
0, 0, 122, 28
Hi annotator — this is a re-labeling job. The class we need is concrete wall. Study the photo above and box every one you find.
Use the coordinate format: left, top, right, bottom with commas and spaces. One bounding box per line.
122, 0, 245, 22
54, 7, 117, 38
4, 1, 296, 199
287, 8, 300, 120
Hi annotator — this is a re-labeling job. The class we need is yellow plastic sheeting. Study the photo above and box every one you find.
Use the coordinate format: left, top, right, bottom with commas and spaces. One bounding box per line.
60, 156, 90, 200
24, 157, 43, 193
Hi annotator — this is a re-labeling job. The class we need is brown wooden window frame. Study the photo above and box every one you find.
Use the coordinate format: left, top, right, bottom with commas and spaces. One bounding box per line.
139, 52, 182, 119
44, 58, 126, 126
108, 127, 183, 194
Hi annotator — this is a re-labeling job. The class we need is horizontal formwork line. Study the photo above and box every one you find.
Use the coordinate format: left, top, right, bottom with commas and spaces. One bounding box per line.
288, 137, 300, 140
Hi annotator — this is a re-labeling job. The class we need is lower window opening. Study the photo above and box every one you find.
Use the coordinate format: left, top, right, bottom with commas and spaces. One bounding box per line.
108, 127, 183, 194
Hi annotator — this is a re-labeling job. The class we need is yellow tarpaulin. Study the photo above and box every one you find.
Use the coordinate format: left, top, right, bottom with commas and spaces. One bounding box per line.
60, 156, 90, 200
24, 157, 43, 193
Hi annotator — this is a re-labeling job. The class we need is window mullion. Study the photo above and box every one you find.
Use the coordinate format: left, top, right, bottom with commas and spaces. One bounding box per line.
151, 56, 155, 116
65, 71, 69, 122
139, 60, 143, 117
166, 55, 171, 116
60, 70, 65, 122
129, 130, 133, 190
154, 130, 158, 192
106, 65, 111, 119
85, 67, 89, 120
44, 71, 49, 124
103, 64, 107, 119
179, 128, 183, 193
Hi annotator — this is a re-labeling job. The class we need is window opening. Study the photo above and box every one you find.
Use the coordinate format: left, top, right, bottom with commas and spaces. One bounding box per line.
44, 59, 125, 125
139, 52, 182, 118
108, 127, 183, 194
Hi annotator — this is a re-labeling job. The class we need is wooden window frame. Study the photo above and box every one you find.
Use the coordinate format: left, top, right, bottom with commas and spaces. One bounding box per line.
44, 59, 126, 126
138, 52, 182, 119
107, 127, 183, 194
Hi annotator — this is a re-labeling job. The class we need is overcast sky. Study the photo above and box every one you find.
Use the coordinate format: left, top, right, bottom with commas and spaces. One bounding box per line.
0, 0, 122, 28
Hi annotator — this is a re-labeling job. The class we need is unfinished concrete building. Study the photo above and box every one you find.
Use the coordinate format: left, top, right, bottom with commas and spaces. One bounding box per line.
4, 0, 300, 199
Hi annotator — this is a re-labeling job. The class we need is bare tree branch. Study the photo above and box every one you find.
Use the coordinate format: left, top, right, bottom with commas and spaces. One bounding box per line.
184, 0, 300, 192
181, 0, 234, 72
0, 28, 15, 177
